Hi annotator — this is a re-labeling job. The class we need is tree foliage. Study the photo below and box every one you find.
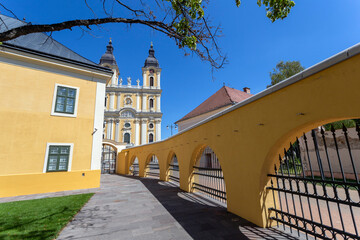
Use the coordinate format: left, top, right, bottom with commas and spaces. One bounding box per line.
0, 0, 296, 69
267, 60, 304, 87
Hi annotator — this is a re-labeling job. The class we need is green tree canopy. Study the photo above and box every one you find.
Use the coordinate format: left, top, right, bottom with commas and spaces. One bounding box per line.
267, 60, 304, 88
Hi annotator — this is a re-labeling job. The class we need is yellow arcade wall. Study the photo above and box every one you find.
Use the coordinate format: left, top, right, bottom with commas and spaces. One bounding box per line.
0, 51, 110, 197
117, 49, 360, 228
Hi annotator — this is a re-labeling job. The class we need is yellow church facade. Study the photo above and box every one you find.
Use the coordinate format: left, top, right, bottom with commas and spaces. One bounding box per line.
101, 41, 163, 151
0, 14, 113, 197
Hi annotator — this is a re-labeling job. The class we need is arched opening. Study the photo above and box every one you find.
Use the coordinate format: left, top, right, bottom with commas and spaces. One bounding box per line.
124, 133, 130, 143
191, 146, 226, 204
150, 76, 154, 87
268, 119, 360, 239
101, 144, 117, 174
145, 155, 159, 178
149, 133, 154, 143
168, 153, 179, 183
149, 99, 154, 109
129, 156, 139, 176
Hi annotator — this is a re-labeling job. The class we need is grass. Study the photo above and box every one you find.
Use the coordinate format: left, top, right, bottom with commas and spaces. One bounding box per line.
0, 193, 94, 240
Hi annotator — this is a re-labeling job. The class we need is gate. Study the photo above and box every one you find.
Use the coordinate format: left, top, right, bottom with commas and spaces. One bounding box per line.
101, 144, 117, 174
268, 124, 360, 239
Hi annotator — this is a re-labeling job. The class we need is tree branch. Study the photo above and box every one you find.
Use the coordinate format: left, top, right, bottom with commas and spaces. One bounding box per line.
0, 17, 181, 42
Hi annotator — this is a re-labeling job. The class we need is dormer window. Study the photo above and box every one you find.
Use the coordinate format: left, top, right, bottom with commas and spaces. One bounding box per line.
150, 77, 154, 87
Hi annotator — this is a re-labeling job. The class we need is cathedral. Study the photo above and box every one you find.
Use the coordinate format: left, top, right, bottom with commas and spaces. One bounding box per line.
100, 40, 162, 151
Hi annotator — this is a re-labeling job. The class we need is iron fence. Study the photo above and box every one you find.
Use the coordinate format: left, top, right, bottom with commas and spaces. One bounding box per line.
192, 166, 226, 203
192, 147, 227, 204
169, 164, 179, 182
146, 156, 160, 178
268, 124, 360, 239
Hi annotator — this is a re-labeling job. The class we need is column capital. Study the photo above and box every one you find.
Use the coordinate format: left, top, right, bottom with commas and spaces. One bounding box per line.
141, 119, 147, 124
134, 119, 140, 124
155, 119, 162, 123
117, 92, 121, 96
109, 92, 115, 95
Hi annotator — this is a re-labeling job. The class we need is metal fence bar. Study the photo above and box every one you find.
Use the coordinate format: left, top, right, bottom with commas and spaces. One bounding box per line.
268, 123, 360, 239
192, 148, 227, 204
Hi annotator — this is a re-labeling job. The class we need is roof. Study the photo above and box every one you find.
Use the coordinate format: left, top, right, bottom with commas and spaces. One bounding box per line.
100, 39, 117, 66
144, 44, 159, 68
0, 14, 101, 67
176, 86, 252, 123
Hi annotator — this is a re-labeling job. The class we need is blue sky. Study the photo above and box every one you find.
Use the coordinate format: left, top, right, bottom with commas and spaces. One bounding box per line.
3, 1, 360, 139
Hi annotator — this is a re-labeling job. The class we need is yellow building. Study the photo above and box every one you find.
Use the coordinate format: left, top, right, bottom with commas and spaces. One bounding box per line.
101, 41, 163, 151
0, 15, 113, 197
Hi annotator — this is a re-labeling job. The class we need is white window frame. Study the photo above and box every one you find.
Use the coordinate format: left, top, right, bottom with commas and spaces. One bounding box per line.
51, 83, 80, 118
43, 143, 74, 173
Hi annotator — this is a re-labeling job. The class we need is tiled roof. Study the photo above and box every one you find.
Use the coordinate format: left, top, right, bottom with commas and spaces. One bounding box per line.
176, 86, 252, 123
0, 14, 97, 66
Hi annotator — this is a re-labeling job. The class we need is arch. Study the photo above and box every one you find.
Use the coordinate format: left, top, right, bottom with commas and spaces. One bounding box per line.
265, 118, 360, 237
145, 153, 160, 178
102, 141, 118, 151
190, 144, 227, 204
123, 132, 130, 143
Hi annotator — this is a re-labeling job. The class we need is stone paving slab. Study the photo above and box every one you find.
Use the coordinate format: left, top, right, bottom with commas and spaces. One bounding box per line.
55, 174, 304, 240
0, 174, 306, 239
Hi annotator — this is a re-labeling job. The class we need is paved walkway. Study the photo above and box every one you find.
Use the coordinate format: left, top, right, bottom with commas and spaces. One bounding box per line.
59, 175, 303, 240
1, 174, 303, 239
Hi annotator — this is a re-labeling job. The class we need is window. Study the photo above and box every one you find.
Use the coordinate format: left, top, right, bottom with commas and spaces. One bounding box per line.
150, 77, 154, 87
149, 99, 154, 108
124, 133, 130, 143
124, 122, 131, 128
149, 123, 154, 129
105, 96, 108, 107
43, 143, 73, 172
150, 69, 154, 74
51, 84, 79, 117
149, 133, 154, 143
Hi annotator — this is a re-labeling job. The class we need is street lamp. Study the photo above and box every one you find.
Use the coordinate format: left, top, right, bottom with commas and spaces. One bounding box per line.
167, 124, 177, 136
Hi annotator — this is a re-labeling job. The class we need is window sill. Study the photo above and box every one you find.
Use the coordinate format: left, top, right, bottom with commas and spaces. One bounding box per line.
50, 112, 77, 118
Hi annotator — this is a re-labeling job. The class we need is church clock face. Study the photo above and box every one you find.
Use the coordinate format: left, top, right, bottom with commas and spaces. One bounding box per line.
150, 69, 154, 74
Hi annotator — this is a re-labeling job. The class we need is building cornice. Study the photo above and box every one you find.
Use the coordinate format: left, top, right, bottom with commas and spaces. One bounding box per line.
106, 87, 162, 94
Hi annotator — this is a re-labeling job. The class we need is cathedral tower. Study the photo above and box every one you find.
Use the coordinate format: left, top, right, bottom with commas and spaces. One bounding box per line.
100, 41, 162, 150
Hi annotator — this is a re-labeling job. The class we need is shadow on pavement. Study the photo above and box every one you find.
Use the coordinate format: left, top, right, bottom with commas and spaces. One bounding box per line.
121, 174, 301, 240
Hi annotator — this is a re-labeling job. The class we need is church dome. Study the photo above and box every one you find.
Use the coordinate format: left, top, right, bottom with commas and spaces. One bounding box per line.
100, 39, 117, 66
144, 44, 159, 68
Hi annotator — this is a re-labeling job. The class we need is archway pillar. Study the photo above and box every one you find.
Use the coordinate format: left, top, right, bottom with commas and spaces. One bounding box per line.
156, 151, 168, 181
